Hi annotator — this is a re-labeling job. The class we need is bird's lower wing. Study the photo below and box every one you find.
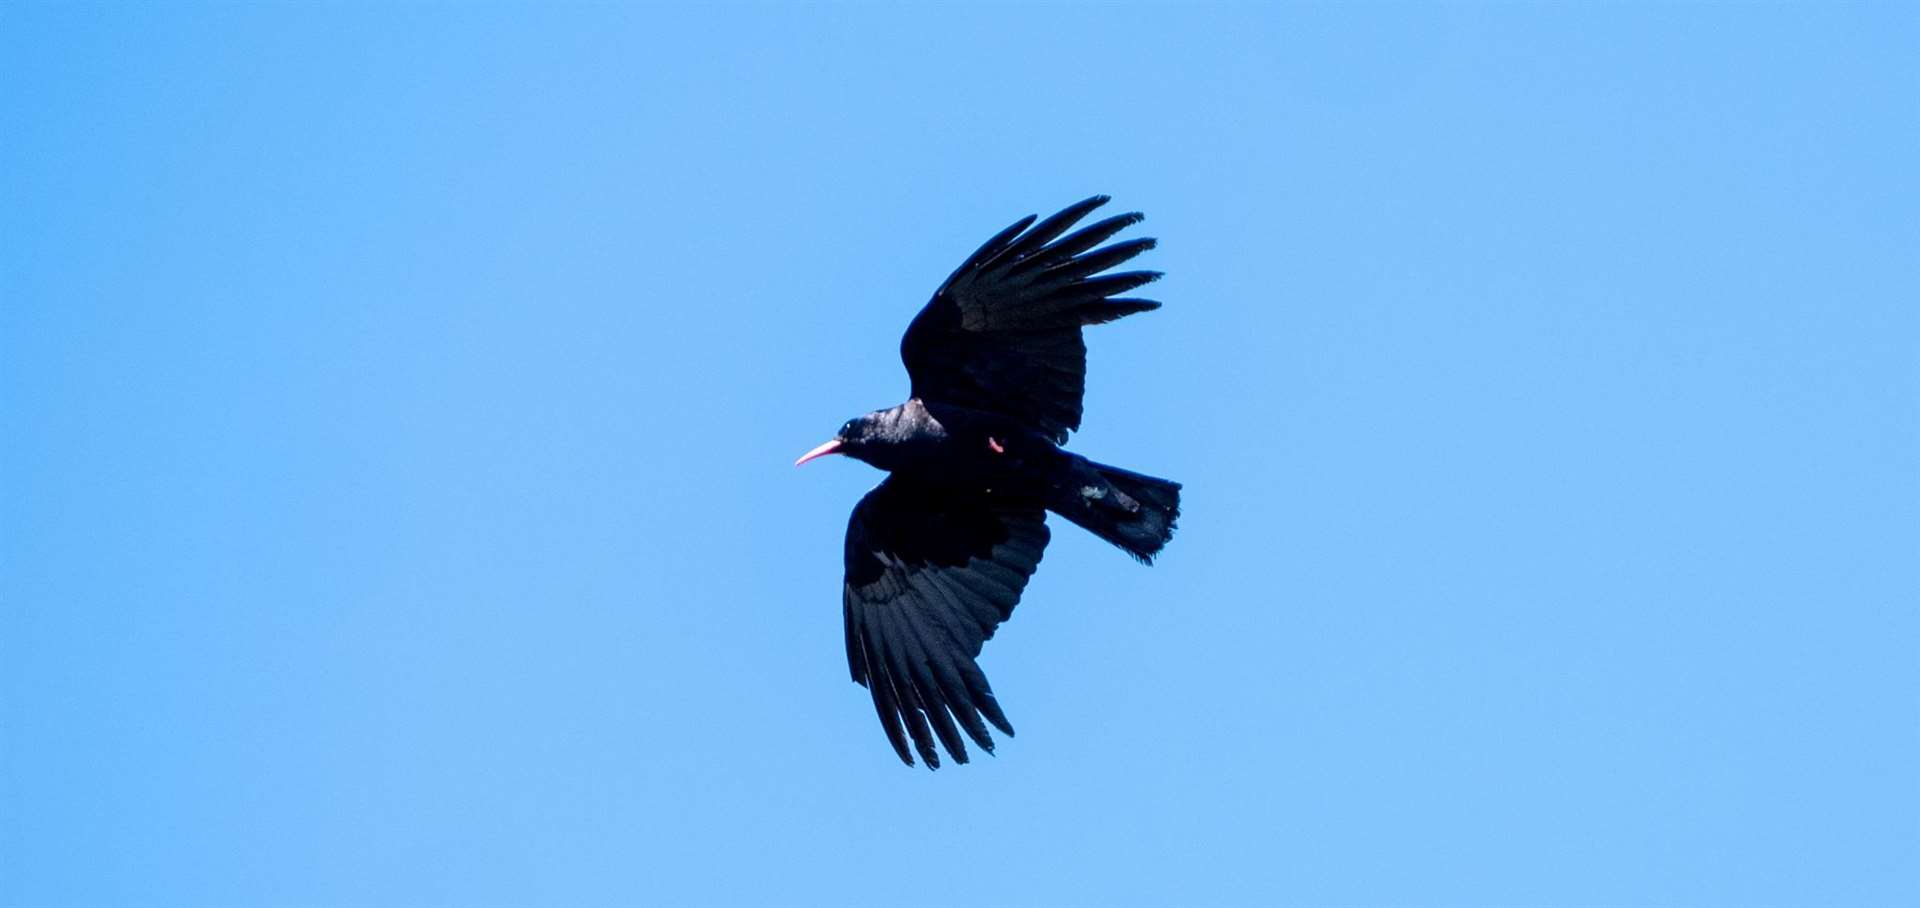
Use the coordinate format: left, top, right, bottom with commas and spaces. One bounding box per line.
842, 477, 1050, 769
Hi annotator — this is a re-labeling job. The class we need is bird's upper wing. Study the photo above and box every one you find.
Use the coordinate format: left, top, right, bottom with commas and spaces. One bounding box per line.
900, 195, 1162, 444
842, 476, 1050, 768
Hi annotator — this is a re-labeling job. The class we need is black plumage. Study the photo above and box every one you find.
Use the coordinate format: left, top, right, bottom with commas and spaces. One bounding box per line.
798, 196, 1181, 768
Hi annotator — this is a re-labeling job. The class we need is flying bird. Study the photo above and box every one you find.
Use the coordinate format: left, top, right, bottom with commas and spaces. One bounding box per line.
796, 195, 1181, 769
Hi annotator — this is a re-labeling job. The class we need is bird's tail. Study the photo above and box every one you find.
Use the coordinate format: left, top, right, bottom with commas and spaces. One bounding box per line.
1048, 457, 1182, 564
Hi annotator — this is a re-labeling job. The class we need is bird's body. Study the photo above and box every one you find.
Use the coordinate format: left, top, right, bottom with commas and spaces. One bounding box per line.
798, 196, 1180, 768
832, 399, 1043, 483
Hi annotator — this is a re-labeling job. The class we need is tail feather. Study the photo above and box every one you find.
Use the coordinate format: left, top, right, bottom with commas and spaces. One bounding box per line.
1049, 458, 1181, 563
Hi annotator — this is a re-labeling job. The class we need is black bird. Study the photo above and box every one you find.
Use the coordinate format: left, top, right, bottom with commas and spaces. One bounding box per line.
796, 196, 1182, 768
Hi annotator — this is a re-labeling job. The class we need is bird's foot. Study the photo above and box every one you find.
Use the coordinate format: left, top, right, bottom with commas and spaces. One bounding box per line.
987, 437, 1006, 454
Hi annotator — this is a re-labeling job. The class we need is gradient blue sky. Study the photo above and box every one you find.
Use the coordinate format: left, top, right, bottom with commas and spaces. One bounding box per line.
3, 4, 1915, 907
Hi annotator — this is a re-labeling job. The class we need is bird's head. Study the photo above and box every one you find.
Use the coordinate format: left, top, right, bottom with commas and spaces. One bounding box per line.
795, 403, 936, 469
794, 412, 887, 468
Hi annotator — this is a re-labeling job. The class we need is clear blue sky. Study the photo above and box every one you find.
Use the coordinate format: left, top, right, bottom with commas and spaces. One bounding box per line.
3, 4, 1914, 906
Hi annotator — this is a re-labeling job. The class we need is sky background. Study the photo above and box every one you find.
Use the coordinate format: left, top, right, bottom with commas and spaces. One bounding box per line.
3, 3, 1916, 907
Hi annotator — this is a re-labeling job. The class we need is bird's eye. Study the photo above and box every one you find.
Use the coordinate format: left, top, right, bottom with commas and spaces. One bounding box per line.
841, 420, 857, 438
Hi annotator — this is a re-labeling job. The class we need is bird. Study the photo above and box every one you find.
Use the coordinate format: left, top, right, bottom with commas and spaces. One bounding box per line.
795, 195, 1182, 769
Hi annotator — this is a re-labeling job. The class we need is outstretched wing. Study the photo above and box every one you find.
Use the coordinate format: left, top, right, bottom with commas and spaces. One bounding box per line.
901, 195, 1162, 444
842, 476, 1050, 768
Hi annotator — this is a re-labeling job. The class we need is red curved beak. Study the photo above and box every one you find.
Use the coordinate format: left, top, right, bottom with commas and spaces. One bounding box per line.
793, 439, 844, 467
